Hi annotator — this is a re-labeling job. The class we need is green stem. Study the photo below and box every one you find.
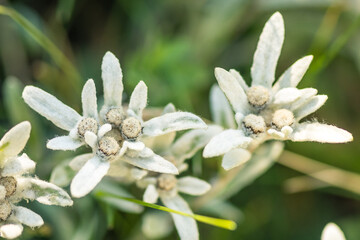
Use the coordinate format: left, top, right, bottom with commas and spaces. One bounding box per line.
0, 5, 81, 87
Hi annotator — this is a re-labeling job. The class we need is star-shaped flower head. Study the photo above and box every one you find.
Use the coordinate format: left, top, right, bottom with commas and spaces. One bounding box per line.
136, 116, 218, 240
0, 122, 72, 239
203, 12, 353, 170
23, 51, 208, 198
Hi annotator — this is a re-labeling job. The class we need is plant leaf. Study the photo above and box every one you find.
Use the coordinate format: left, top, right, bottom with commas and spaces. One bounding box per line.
94, 191, 237, 231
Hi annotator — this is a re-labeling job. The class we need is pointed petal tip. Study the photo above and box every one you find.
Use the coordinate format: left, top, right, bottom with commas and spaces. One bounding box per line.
271, 11, 284, 21
104, 51, 116, 59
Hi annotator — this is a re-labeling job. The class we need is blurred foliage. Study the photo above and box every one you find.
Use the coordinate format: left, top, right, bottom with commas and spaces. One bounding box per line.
0, 0, 359, 239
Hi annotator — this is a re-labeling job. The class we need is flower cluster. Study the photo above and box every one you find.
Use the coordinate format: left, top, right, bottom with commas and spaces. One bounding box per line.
203, 12, 353, 170
12, 11, 354, 240
0, 122, 72, 239
23, 52, 207, 199
137, 107, 222, 239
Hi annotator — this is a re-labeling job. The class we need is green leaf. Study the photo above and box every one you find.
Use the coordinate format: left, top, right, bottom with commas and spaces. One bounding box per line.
94, 191, 237, 231
0, 5, 81, 86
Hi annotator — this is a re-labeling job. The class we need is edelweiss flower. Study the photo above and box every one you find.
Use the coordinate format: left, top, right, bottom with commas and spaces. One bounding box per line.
138, 174, 210, 240
136, 113, 218, 240
203, 12, 353, 170
23, 51, 207, 198
0, 122, 72, 239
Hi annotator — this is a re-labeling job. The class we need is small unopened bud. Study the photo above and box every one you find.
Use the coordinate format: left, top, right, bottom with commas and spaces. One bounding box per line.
0, 177, 17, 198
98, 137, 120, 157
247, 86, 270, 108
157, 174, 177, 191
121, 117, 142, 139
106, 108, 125, 126
272, 109, 294, 130
242, 114, 266, 135
78, 117, 98, 137
0, 201, 12, 221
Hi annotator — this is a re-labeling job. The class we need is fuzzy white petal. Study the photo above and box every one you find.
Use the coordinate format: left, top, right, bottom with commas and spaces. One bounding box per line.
22, 86, 81, 131
13, 206, 44, 227
143, 112, 207, 137
22, 178, 73, 206
84, 131, 98, 149
143, 184, 159, 203
273, 55, 313, 92
214, 68, 249, 114
102, 51, 123, 108
229, 69, 249, 90
129, 81, 148, 119
118, 141, 146, 157
0, 224, 23, 239
177, 177, 211, 196
161, 195, 199, 240
251, 12, 284, 88
321, 223, 346, 240
273, 87, 302, 105
171, 125, 223, 162
0, 121, 30, 160
71, 155, 110, 198
69, 153, 93, 171
222, 148, 251, 170
294, 95, 328, 121
130, 168, 148, 180
98, 123, 112, 138
124, 141, 145, 151
81, 79, 98, 119
163, 103, 176, 113
1, 153, 35, 176
267, 128, 286, 139
289, 88, 318, 111
209, 85, 236, 129
290, 123, 353, 143
123, 148, 178, 174
203, 129, 252, 158
47, 136, 84, 150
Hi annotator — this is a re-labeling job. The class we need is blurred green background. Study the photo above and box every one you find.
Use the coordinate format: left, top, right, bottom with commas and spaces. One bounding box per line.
0, 0, 359, 239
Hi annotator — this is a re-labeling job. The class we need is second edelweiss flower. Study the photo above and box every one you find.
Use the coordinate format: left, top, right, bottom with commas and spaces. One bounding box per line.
203, 12, 353, 170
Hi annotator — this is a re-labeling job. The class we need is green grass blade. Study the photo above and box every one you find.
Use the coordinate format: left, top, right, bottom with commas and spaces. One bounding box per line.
0, 5, 81, 86
95, 191, 237, 231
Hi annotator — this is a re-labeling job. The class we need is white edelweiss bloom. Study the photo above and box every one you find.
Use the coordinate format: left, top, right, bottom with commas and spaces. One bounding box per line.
0, 122, 72, 239
204, 12, 353, 170
138, 174, 211, 240
22, 78, 99, 151
136, 116, 216, 240
321, 223, 346, 240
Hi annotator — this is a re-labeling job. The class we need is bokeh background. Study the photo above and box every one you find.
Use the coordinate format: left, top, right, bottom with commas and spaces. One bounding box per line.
0, 0, 360, 239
